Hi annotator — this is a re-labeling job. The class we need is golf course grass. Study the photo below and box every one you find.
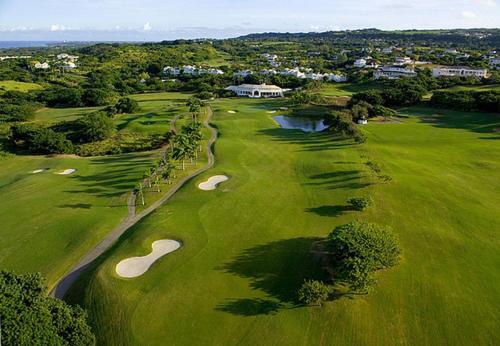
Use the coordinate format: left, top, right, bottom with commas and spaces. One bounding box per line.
0, 92, 197, 289
0, 80, 43, 93
71, 98, 499, 345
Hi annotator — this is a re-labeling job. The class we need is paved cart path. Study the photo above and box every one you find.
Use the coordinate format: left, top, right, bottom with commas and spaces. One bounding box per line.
51, 107, 217, 299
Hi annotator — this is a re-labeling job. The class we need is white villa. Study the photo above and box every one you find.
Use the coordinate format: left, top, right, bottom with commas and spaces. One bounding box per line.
164, 65, 224, 76
354, 58, 367, 68
234, 70, 253, 78
62, 62, 77, 70
432, 66, 488, 78
226, 84, 284, 98
326, 73, 348, 82
395, 56, 413, 65
34, 62, 50, 69
488, 57, 500, 69
57, 53, 79, 61
374, 66, 417, 79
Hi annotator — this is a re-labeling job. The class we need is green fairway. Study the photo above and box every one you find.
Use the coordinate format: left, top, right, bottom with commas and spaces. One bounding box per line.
74, 99, 499, 345
319, 81, 381, 97
0, 152, 156, 287
0, 80, 43, 93
0, 92, 196, 289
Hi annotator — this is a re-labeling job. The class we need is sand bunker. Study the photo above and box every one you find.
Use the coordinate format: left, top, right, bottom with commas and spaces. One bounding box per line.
57, 169, 76, 175
198, 175, 229, 191
32, 169, 48, 174
267, 110, 277, 114
227, 110, 237, 114
115, 239, 182, 278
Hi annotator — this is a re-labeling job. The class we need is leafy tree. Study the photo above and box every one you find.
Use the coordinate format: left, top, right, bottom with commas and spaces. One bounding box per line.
298, 280, 331, 306
114, 97, 140, 114
76, 112, 115, 143
40, 87, 84, 108
0, 270, 95, 345
82, 88, 114, 107
10, 124, 73, 154
328, 221, 401, 292
347, 196, 373, 211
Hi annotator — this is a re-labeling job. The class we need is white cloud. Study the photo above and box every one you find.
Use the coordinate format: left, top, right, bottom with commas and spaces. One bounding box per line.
461, 11, 478, 18
469, 0, 497, 6
50, 24, 66, 31
143, 22, 152, 31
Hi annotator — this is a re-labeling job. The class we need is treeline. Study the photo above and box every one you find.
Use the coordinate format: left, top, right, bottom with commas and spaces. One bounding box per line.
8, 97, 149, 156
430, 90, 500, 113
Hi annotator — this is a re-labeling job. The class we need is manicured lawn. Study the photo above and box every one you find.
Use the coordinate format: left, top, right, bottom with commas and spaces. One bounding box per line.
0, 80, 43, 93
0, 92, 196, 290
0, 152, 157, 288
319, 81, 381, 97
74, 99, 499, 345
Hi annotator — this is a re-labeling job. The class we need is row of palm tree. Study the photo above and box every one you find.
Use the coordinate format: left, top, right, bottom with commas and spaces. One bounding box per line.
134, 119, 204, 206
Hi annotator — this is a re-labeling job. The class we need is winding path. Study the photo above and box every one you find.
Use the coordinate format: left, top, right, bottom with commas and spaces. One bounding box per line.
51, 107, 217, 299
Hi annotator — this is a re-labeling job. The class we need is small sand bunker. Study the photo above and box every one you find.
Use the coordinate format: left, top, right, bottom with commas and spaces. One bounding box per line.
32, 169, 48, 174
227, 110, 237, 114
198, 175, 229, 191
267, 110, 277, 114
57, 169, 76, 175
116, 239, 182, 278
279, 107, 289, 110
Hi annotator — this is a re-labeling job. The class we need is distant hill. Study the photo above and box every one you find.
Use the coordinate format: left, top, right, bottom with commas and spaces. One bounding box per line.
237, 28, 500, 47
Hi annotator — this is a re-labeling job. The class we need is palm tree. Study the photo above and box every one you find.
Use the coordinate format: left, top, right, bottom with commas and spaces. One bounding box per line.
135, 183, 145, 206
154, 176, 161, 192
173, 146, 187, 170
143, 168, 153, 188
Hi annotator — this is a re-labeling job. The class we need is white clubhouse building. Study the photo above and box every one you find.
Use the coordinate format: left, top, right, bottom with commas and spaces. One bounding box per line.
432, 66, 488, 78
226, 84, 284, 98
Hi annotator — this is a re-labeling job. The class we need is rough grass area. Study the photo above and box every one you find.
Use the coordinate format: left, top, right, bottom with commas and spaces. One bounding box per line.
75, 98, 499, 345
0, 80, 43, 93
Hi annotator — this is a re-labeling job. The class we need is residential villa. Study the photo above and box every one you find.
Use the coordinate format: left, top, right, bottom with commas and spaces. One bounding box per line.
432, 66, 488, 78
57, 53, 79, 61
226, 84, 284, 98
326, 73, 348, 82
354, 58, 367, 68
34, 62, 50, 69
488, 57, 500, 70
62, 62, 77, 70
374, 65, 417, 79
233, 70, 253, 78
163, 65, 224, 76
0, 55, 32, 61
395, 56, 413, 65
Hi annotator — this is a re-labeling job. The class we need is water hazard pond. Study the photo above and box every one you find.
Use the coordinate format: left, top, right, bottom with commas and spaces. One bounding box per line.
273, 115, 329, 133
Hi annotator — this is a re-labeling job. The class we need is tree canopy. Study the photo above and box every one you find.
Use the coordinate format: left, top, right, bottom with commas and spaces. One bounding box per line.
0, 270, 95, 345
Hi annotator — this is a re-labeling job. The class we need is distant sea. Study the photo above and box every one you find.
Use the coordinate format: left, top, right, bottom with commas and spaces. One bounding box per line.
0, 41, 57, 49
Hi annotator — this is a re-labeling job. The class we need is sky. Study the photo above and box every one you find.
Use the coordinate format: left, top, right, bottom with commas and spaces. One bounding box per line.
0, 0, 499, 41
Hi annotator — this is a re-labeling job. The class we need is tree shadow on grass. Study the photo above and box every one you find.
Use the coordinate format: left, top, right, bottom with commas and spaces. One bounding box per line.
58, 203, 92, 209
305, 170, 372, 191
216, 237, 326, 316
306, 205, 352, 217
256, 128, 356, 152
216, 298, 283, 316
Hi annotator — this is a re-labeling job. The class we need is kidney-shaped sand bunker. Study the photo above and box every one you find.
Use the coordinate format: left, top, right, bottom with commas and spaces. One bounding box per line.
198, 175, 229, 191
115, 239, 182, 278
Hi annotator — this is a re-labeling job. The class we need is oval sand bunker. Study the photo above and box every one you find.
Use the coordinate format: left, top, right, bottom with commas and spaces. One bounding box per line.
116, 240, 181, 278
198, 175, 229, 191
57, 169, 76, 175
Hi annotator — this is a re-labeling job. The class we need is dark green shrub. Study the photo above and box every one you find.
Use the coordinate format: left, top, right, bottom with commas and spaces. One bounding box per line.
298, 280, 331, 306
347, 196, 373, 211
